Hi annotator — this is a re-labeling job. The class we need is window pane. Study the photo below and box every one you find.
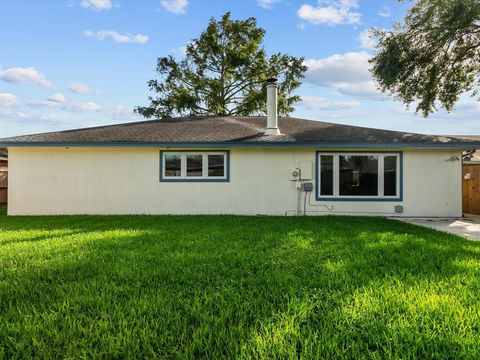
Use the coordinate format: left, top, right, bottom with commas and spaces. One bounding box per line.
164, 154, 181, 177
186, 154, 203, 177
384, 156, 397, 196
320, 155, 333, 195
208, 154, 225, 177
339, 155, 378, 196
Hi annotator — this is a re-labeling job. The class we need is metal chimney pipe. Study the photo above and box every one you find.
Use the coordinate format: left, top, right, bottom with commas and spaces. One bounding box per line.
264, 78, 281, 135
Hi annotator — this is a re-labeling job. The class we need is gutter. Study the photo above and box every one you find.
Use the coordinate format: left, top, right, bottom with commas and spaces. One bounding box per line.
0, 141, 479, 149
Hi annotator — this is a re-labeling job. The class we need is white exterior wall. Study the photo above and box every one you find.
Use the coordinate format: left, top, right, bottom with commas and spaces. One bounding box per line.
7, 147, 462, 217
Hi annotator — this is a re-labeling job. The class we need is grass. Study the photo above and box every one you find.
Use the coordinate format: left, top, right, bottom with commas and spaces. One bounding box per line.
1, 209, 480, 359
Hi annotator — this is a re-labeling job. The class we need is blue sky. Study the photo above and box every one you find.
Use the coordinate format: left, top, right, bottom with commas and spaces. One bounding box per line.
1, 0, 479, 137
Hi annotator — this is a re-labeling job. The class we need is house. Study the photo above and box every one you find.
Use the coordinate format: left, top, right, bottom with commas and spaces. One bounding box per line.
0, 148, 7, 205
0, 80, 479, 217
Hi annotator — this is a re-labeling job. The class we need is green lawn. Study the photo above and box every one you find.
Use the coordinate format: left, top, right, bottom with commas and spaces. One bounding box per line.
1, 209, 480, 359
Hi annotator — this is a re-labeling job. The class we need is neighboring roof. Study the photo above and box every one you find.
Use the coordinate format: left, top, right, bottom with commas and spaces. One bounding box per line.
466, 153, 480, 162
0, 116, 479, 149
448, 135, 480, 141
448, 135, 480, 161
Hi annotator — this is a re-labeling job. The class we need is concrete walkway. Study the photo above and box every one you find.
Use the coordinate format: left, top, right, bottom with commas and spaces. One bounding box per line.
398, 214, 480, 240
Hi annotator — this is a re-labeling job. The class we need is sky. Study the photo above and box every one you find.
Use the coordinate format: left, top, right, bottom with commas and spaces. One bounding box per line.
1, 0, 479, 138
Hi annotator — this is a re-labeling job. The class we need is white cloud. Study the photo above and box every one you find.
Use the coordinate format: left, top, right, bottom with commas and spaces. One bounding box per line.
378, 6, 391, 18
172, 46, 187, 57
68, 82, 92, 94
331, 81, 379, 97
300, 96, 361, 111
1, 99, 138, 135
0, 109, 26, 122
84, 30, 149, 44
304, 51, 380, 97
0, 93, 20, 108
258, 0, 280, 9
108, 105, 135, 120
0, 108, 76, 127
453, 99, 480, 112
28, 94, 66, 108
0, 67, 52, 87
357, 28, 376, 50
47, 93, 66, 103
297, 0, 361, 26
160, 0, 188, 14
172, 42, 193, 57
64, 102, 102, 113
80, 0, 112, 11
24, 93, 136, 121
305, 51, 371, 84
28, 95, 101, 113
27, 100, 58, 108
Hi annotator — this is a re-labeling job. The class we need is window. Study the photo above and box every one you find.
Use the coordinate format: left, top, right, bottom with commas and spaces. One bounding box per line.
317, 152, 401, 200
320, 155, 333, 196
208, 154, 225, 177
339, 155, 378, 196
161, 151, 229, 181
164, 154, 181, 177
186, 154, 202, 177
384, 156, 397, 196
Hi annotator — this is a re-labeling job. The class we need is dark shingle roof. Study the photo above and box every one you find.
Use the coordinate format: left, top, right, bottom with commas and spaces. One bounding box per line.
0, 116, 478, 148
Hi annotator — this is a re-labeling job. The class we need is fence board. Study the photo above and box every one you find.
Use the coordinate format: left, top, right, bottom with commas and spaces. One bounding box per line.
463, 163, 480, 214
0, 166, 6, 204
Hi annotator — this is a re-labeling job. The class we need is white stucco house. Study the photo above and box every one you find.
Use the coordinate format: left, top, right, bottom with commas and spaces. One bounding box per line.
1, 81, 479, 217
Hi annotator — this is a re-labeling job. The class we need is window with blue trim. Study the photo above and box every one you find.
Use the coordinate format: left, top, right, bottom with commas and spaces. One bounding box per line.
317, 152, 401, 199
161, 151, 228, 181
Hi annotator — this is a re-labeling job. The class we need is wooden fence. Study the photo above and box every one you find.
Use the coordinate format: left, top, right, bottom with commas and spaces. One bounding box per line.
463, 163, 480, 215
0, 162, 7, 204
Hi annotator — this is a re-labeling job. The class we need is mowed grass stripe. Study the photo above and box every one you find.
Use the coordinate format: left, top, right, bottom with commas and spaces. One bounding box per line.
0, 210, 479, 358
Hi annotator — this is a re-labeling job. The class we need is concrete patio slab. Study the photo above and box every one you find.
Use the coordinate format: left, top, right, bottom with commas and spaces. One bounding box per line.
397, 214, 480, 240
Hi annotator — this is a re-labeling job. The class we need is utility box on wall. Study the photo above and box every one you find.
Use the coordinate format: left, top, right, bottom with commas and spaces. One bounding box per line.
301, 182, 314, 192
298, 161, 313, 180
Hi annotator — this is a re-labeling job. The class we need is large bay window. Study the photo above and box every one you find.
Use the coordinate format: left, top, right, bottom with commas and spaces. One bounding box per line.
317, 152, 402, 200
161, 151, 229, 182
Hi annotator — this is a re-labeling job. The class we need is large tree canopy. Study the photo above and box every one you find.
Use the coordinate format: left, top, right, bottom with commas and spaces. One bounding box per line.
136, 12, 307, 118
370, 0, 480, 117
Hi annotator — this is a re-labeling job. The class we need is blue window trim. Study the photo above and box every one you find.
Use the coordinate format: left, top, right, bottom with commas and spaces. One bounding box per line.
159, 150, 230, 182
315, 151, 403, 202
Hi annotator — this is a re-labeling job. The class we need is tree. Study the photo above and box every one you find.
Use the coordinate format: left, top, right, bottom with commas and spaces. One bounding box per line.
135, 12, 307, 118
370, 0, 480, 117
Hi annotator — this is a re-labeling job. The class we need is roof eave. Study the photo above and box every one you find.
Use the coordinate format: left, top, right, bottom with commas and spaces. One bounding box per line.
1, 141, 479, 149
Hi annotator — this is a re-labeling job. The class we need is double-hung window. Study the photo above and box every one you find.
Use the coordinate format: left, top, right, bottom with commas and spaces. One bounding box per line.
161, 151, 229, 182
317, 152, 401, 200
